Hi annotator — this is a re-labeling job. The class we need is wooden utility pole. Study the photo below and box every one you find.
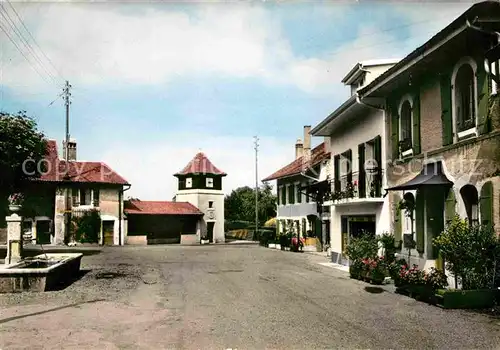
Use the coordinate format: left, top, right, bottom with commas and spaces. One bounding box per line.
63, 80, 71, 244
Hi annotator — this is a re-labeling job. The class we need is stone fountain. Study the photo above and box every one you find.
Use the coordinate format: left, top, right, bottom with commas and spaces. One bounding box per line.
0, 200, 82, 293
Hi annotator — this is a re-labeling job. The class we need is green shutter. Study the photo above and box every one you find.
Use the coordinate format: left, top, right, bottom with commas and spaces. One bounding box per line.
393, 194, 402, 247
305, 183, 310, 203
277, 186, 280, 205
315, 217, 322, 238
477, 64, 491, 135
281, 186, 286, 205
412, 92, 421, 154
480, 181, 493, 228
444, 188, 457, 225
440, 73, 453, 146
373, 135, 382, 197
416, 189, 425, 254
358, 143, 366, 198
297, 184, 302, 203
390, 100, 400, 160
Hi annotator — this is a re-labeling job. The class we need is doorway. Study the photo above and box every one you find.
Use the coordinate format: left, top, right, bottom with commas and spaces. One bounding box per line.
207, 222, 215, 243
36, 220, 51, 244
102, 220, 115, 245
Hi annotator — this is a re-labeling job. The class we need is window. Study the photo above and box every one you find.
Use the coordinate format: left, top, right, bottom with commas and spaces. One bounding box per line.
281, 186, 286, 205
186, 178, 192, 188
460, 185, 479, 226
72, 188, 100, 207
208, 201, 214, 208
206, 177, 214, 188
399, 100, 413, 154
452, 58, 477, 139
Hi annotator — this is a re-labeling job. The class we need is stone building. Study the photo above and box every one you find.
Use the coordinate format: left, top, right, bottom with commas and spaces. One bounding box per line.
358, 0, 500, 271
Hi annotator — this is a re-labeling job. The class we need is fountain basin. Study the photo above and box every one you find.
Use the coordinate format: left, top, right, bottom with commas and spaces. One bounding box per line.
0, 253, 83, 293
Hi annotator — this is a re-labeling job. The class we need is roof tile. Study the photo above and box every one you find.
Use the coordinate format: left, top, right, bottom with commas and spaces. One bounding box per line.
124, 200, 203, 215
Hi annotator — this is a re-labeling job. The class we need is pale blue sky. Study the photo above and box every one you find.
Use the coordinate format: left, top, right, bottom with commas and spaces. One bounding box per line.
0, 1, 477, 199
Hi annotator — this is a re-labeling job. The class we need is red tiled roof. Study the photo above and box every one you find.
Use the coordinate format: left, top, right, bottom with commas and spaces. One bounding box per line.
174, 152, 227, 176
262, 142, 330, 181
124, 200, 203, 215
37, 140, 129, 185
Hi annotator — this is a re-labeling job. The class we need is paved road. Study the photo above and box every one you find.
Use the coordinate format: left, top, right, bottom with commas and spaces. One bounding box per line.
1, 245, 500, 349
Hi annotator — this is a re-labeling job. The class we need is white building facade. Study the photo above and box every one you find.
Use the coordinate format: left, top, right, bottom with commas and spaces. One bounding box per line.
311, 59, 400, 265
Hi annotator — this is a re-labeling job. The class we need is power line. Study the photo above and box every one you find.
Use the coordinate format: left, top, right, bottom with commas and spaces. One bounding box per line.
0, 21, 53, 86
0, 3, 60, 86
5, 0, 65, 83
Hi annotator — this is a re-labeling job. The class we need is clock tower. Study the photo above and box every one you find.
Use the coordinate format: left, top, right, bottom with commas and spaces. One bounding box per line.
174, 152, 226, 243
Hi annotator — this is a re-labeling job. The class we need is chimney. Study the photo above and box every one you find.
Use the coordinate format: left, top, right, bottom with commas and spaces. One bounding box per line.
62, 138, 77, 161
295, 138, 303, 159
303, 125, 311, 160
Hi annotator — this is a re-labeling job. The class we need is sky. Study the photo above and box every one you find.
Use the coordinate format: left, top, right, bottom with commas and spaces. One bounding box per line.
0, 0, 480, 200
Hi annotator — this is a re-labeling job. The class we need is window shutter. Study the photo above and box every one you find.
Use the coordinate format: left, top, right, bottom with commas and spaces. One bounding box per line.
345, 149, 353, 184
277, 187, 280, 205
444, 188, 457, 225
334, 155, 340, 192
412, 92, 421, 154
281, 186, 286, 205
480, 181, 493, 228
289, 184, 295, 204
305, 183, 310, 203
358, 143, 366, 198
390, 101, 400, 160
93, 189, 100, 206
373, 135, 382, 197
415, 189, 425, 253
440, 73, 453, 145
393, 194, 402, 247
297, 184, 302, 203
476, 64, 491, 135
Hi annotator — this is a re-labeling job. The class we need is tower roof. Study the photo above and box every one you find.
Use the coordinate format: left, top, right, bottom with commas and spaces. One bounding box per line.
174, 152, 227, 177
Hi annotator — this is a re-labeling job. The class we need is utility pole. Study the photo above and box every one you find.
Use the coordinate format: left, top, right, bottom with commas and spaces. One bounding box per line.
254, 136, 259, 238
63, 80, 71, 244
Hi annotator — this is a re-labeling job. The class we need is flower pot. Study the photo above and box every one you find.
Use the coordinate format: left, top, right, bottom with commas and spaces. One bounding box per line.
8, 204, 21, 213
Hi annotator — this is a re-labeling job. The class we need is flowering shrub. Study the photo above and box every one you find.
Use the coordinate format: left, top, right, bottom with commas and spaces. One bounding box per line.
290, 235, 304, 252
8, 193, 24, 205
399, 264, 449, 290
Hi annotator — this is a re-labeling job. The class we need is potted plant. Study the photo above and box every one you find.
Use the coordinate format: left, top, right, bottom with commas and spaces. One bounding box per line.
8, 193, 24, 212
370, 256, 387, 285
349, 258, 364, 279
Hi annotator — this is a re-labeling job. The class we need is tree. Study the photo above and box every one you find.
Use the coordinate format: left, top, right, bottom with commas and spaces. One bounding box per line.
0, 111, 48, 195
224, 183, 277, 223
0, 111, 47, 224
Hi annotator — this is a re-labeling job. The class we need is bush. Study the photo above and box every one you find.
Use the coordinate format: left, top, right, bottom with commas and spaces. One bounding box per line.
433, 215, 499, 290
71, 209, 100, 243
344, 233, 379, 261
379, 232, 396, 264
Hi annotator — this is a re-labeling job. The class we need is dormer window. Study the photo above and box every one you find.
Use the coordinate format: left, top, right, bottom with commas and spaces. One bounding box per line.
206, 177, 214, 188
186, 178, 192, 188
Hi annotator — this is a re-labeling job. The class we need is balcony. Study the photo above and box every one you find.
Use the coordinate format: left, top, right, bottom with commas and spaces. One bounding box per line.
326, 170, 384, 206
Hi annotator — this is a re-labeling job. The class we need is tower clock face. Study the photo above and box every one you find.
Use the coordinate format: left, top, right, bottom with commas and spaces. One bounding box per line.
208, 210, 215, 219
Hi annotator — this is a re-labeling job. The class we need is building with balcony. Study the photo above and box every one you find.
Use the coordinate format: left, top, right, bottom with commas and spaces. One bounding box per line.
309, 59, 400, 265
358, 0, 500, 275
263, 126, 332, 249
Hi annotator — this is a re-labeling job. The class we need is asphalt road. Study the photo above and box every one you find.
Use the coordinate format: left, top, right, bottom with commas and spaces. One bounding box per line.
1, 245, 500, 349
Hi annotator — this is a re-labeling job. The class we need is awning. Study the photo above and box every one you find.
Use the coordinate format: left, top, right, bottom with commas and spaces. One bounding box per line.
301, 179, 330, 194
385, 161, 453, 193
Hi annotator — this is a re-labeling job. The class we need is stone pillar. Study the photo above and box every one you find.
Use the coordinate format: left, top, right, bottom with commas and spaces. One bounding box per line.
6, 213, 23, 265
322, 221, 327, 250
53, 188, 67, 245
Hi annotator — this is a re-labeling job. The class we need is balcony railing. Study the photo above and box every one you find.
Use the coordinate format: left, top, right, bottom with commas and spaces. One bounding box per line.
327, 169, 383, 202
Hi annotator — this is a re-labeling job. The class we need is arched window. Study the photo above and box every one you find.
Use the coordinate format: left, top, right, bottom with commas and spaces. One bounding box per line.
398, 97, 413, 154
452, 59, 477, 138
460, 184, 479, 226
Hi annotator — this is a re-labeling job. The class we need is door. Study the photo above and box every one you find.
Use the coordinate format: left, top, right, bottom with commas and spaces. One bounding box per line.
207, 222, 215, 243
36, 220, 51, 244
102, 220, 115, 245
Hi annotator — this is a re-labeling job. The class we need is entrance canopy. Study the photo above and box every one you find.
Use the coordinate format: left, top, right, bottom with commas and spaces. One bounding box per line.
384, 161, 453, 195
